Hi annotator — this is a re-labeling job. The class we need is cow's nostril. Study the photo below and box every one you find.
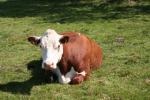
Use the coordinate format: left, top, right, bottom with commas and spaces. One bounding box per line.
51, 63, 54, 66
44, 62, 54, 68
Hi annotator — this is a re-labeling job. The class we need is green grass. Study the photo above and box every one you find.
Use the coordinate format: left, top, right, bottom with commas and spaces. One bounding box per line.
0, 0, 150, 99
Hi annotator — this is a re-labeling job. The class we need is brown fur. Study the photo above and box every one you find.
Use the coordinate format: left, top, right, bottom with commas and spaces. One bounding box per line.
58, 32, 102, 84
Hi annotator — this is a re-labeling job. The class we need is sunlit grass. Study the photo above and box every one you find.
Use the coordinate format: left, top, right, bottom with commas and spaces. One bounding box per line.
0, 0, 150, 99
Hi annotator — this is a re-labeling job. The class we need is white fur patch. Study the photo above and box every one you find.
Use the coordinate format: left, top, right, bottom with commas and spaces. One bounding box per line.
77, 71, 86, 76
54, 67, 76, 84
54, 67, 86, 84
65, 67, 77, 83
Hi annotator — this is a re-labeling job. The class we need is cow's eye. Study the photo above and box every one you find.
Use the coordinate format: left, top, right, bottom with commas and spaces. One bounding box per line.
57, 45, 60, 51
58, 45, 60, 49
53, 44, 60, 50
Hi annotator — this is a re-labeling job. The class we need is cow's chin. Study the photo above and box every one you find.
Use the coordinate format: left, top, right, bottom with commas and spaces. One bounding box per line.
42, 63, 57, 71
44, 67, 55, 71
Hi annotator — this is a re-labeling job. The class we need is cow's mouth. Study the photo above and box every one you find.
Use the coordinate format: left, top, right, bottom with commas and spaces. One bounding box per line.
44, 66, 55, 71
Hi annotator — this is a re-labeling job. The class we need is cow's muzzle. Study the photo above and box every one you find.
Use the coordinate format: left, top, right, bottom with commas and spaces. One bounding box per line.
43, 62, 55, 71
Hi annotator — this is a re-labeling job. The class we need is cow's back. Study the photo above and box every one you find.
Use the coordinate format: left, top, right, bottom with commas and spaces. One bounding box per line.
88, 37, 102, 69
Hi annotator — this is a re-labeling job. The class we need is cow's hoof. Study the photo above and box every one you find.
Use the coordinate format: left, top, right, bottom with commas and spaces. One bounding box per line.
70, 74, 84, 85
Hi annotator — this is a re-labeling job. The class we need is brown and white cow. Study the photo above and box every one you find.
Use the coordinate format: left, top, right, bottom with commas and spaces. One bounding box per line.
28, 29, 102, 84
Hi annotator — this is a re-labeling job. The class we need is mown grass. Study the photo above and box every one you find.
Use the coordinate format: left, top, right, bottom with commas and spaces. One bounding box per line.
0, 0, 150, 99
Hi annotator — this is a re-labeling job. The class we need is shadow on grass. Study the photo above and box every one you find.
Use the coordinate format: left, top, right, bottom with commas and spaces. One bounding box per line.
0, 0, 149, 23
0, 59, 57, 95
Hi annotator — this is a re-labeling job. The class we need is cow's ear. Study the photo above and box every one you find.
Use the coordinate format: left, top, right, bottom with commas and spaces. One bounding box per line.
59, 36, 69, 44
28, 36, 41, 45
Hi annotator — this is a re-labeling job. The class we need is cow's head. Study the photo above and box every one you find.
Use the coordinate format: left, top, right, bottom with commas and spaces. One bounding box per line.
28, 29, 69, 71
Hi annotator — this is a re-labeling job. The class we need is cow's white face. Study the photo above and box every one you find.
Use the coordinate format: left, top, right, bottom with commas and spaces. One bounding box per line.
40, 29, 63, 70
28, 29, 69, 71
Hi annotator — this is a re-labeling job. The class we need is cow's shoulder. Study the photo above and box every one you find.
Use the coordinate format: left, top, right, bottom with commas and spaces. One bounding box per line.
61, 32, 82, 42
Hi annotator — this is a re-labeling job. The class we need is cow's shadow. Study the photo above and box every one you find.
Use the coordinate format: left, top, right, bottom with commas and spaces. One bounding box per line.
0, 60, 57, 95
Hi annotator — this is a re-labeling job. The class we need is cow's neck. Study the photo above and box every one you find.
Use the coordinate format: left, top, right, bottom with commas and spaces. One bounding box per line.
57, 57, 71, 75
57, 45, 72, 75
53, 44, 77, 84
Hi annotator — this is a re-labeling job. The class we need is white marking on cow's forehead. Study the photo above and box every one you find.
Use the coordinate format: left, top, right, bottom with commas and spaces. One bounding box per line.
45, 29, 57, 35
42, 29, 61, 42
40, 29, 61, 47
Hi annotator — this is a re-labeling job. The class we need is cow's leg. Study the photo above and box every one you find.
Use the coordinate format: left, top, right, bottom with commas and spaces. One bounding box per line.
70, 64, 90, 84
55, 67, 71, 84
70, 73, 85, 84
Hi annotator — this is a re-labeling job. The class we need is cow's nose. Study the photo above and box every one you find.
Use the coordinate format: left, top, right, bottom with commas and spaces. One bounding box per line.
44, 62, 54, 70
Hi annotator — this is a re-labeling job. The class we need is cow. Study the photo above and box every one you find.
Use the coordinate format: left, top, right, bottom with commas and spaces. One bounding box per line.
28, 29, 102, 84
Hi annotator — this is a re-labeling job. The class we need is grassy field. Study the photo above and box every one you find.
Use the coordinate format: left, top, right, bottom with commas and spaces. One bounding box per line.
0, 0, 150, 99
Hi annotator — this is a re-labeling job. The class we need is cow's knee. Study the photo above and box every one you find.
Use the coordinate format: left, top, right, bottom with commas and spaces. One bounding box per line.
70, 74, 85, 84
